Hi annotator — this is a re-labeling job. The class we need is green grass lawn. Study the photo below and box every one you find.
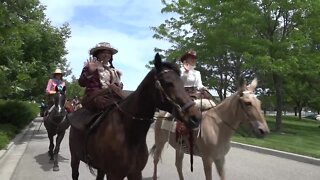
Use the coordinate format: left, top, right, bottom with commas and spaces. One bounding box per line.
232, 116, 320, 158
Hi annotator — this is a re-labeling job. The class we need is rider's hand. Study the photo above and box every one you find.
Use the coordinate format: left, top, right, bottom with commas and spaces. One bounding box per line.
85, 57, 100, 72
47, 90, 56, 94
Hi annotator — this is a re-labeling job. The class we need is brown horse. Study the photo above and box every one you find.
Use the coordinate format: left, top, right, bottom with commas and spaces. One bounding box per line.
43, 86, 68, 171
151, 78, 270, 180
69, 53, 202, 180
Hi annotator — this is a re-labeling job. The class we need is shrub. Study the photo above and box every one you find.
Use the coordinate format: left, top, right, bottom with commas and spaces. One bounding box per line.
0, 100, 39, 128
0, 124, 18, 149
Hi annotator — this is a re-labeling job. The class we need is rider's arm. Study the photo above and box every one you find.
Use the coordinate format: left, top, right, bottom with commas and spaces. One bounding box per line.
195, 71, 205, 90
78, 66, 93, 87
46, 79, 56, 94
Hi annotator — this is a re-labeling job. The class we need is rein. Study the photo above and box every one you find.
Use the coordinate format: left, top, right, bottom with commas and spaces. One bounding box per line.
205, 96, 250, 137
114, 102, 155, 122
155, 70, 195, 113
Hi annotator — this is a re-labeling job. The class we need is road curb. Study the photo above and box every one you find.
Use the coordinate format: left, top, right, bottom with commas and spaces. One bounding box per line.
231, 141, 320, 166
0, 117, 39, 160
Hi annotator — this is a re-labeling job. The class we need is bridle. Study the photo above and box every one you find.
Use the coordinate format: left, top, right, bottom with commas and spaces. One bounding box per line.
155, 69, 195, 113
115, 69, 195, 122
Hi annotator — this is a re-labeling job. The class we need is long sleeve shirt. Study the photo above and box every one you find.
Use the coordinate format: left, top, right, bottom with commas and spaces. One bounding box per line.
78, 66, 122, 96
46, 79, 65, 94
180, 67, 204, 90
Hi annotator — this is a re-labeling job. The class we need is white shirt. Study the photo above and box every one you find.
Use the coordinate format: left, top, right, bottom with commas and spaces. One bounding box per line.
180, 67, 204, 89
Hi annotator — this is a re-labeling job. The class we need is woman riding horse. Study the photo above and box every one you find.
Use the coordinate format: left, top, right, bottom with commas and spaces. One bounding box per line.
69, 53, 202, 180
180, 50, 213, 102
44, 68, 66, 117
79, 42, 124, 113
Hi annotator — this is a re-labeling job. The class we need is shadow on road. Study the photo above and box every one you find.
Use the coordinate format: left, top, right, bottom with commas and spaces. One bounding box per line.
34, 152, 69, 171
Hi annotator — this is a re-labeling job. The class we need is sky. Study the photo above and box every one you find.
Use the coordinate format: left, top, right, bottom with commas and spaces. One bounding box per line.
39, 0, 174, 91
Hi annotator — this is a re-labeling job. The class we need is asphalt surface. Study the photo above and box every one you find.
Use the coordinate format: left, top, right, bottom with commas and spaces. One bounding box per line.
0, 117, 319, 180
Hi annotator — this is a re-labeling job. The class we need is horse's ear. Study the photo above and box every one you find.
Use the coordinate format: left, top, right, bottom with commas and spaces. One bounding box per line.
247, 78, 258, 92
238, 77, 247, 94
154, 53, 162, 71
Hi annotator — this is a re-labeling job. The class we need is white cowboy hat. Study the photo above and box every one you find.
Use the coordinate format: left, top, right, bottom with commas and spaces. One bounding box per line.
53, 68, 63, 74
89, 42, 118, 55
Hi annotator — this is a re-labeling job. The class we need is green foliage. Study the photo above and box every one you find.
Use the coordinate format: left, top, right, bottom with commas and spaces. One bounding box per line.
0, 124, 18, 149
0, 99, 38, 150
0, 100, 39, 128
0, 0, 71, 100
65, 75, 85, 100
154, 0, 320, 131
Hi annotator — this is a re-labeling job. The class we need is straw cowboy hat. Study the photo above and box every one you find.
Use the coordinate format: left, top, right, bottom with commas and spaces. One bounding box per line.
180, 49, 197, 62
89, 42, 118, 55
53, 68, 63, 75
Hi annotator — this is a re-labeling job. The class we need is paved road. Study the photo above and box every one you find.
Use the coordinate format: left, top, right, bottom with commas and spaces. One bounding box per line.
1, 118, 319, 180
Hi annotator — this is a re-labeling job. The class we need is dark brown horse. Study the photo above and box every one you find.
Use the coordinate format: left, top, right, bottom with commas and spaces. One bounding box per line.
69, 53, 202, 180
43, 86, 68, 171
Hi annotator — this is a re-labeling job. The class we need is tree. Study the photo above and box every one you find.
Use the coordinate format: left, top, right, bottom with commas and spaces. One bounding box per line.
65, 75, 84, 100
153, 0, 320, 132
0, 0, 71, 101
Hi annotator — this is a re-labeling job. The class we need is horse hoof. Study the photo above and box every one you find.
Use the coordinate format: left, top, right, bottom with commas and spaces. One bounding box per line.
53, 166, 59, 171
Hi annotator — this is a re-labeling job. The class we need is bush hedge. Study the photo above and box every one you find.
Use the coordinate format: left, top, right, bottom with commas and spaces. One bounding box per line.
0, 100, 39, 149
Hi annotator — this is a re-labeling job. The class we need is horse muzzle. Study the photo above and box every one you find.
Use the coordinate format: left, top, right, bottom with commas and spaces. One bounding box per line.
250, 121, 269, 138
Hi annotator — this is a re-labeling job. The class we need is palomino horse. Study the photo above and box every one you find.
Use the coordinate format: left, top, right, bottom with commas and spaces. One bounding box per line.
43, 85, 69, 171
151, 78, 270, 180
69, 53, 202, 180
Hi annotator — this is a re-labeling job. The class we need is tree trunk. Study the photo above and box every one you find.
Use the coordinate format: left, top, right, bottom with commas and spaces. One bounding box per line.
294, 107, 297, 116
273, 73, 283, 132
298, 107, 302, 119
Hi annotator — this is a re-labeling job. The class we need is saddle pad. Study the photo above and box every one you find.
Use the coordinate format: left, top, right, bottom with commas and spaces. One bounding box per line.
68, 108, 100, 131
160, 119, 176, 133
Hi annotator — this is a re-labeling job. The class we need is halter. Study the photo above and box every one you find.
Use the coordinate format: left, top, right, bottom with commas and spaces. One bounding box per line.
155, 69, 195, 113
114, 69, 196, 122
206, 92, 253, 137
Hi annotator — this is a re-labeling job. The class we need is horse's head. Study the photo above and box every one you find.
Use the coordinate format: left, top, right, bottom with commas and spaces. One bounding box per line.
52, 85, 67, 116
153, 53, 202, 128
237, 78, 269, 138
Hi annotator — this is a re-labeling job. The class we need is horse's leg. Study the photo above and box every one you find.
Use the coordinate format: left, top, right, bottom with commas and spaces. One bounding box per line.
152, 118, 168, 180
47, 132, 54, 161
53, 130, 65, 171
214, 157, 225, 180
202, 157, 213, 180
96, 169, 105, 180
127, 171, 142, 180
175, 150, 185, 180
71, 153, 80, 180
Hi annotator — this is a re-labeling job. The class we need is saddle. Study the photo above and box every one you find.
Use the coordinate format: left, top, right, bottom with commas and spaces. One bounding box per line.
67, 103, 117, 132
67, 108, 102, 131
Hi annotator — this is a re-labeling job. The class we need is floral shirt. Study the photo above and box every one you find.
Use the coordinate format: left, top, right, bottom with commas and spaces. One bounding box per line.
46, 78, 65, 94
79, 66, 122, 96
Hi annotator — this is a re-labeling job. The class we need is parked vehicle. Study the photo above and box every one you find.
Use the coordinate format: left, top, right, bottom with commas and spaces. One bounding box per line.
303, 114, 320, 121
